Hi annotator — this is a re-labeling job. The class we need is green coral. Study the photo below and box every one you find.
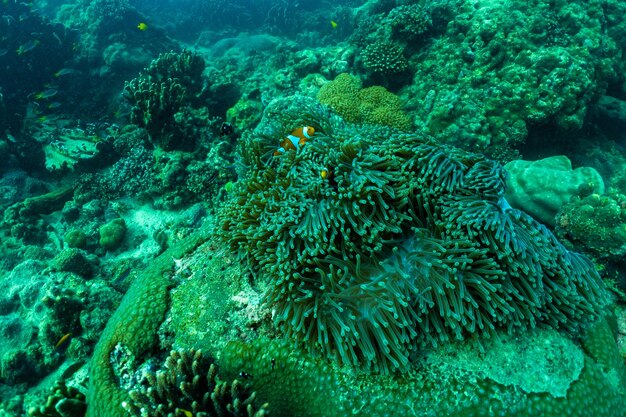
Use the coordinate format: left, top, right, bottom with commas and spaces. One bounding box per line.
220, 339, 344, 417
504, 155, 605, 227
219, 96, 609, 373
65, 229, 87, 249
219, 325, 626, 417
400, 0, 623, 153
360, 40, 408, 74
387, 4, 432, 42
123, 348, 268, 416
226, 98, 263, 132
98, 218, 127, 250
556, 192, 626, 263
28, 379, 87, 417
124, 50, 210, 150
85, 231, 209, 417
317, 73, 412, 130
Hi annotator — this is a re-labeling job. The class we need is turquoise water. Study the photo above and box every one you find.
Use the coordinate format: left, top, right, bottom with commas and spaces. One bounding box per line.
0, 0, 625, 416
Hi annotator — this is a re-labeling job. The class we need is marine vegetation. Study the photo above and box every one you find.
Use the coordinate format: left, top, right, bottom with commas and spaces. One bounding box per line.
219, 96, 610, 373
122, 348, 268, 416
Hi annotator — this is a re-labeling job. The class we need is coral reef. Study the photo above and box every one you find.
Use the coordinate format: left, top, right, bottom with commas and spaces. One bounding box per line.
387, 4, 432, 43
218, 325, 626, 417
504, 155, 605, 226
394, 0, 625, 154
220, 339, 344, 417
124, 50, 210, 151
556, 192, 626, 263
2, 186, 74, 244
27, 379, 87, 417
85, 231, 210, 417
122, 348, 268, 416
317, 73, 412, 130
98, 218, 127, 251
360, 40, 408, 75
219, 96, 609, 373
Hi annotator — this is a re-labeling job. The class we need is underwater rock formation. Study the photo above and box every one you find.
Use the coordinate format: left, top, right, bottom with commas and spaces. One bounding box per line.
386, 0, 626, 155
504, 155, 605, 227
79, 98, 624, 417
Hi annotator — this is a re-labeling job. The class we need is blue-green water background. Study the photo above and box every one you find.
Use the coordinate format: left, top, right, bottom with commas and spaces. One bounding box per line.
1, 0, 626, 415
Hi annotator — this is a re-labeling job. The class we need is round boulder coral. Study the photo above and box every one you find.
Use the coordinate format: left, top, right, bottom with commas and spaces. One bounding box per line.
99, 218, 126, 250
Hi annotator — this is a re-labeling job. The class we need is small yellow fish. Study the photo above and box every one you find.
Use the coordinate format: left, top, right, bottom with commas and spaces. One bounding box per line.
137, 22, 148, 31
330, 20, 338, 29
55, 333, 72, 351
178, 410, 192, 417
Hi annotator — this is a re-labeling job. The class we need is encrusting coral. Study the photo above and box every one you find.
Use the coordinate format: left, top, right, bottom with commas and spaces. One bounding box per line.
85, 231, 210, 417
219, 95, 610, 373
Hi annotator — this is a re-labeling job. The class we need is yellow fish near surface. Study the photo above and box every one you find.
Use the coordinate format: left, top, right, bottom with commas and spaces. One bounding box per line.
137, 22, 148, 31
330, 20, 338, 29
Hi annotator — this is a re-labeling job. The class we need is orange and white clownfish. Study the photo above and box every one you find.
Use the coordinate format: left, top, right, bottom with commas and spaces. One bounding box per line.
274, 126, 315, 156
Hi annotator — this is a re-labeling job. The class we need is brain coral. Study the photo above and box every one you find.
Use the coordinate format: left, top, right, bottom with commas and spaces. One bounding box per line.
219, 96, 609, 373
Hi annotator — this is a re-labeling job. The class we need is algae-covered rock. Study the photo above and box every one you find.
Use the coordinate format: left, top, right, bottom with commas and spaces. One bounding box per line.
504, 155, 605, 226
65, 229, 87, 249
226, 98, 263, 131
98, 218, 126, 250
50, 248, 94, 277
555, 192, 626, 263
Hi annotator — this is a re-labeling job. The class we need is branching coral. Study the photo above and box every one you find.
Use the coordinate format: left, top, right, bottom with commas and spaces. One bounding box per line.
28, 379, 87, 417
124, 50, 210, 150
219, 96, 609, 373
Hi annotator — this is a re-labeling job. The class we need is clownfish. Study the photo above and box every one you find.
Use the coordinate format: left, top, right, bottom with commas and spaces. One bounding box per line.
274, 126, 315, 156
